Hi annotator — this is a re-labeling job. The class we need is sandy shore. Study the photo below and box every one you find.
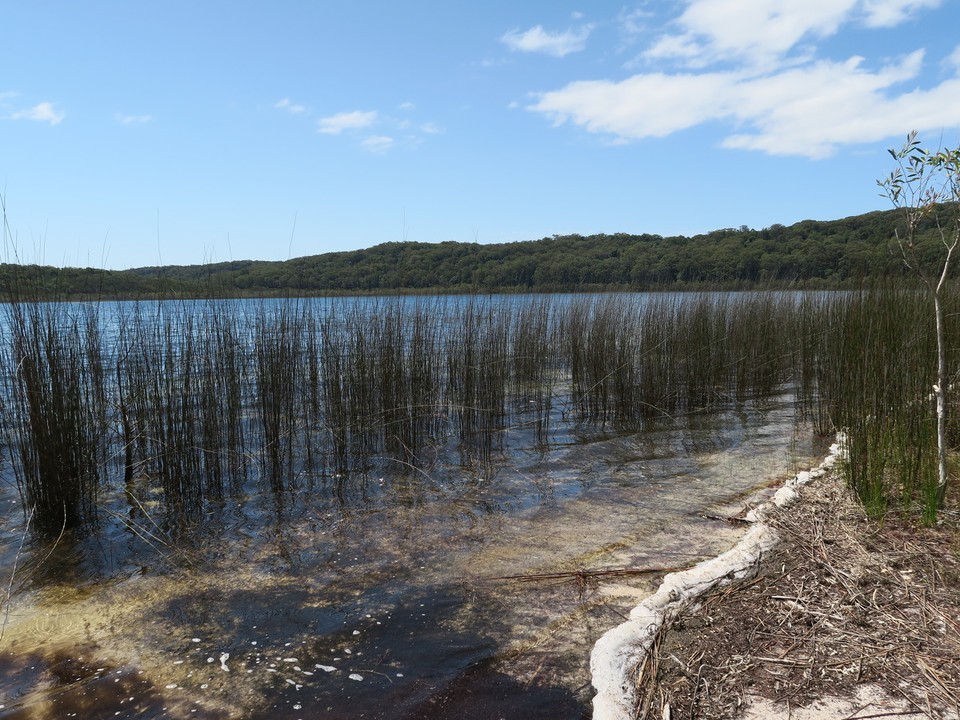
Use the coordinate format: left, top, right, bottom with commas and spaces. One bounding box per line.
634, 463, 960, 719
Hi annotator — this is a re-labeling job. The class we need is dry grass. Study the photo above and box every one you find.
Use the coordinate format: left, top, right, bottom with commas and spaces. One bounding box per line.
640, 471, 960, 719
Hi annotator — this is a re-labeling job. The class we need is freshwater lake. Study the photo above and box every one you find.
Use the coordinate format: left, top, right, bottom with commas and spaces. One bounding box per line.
0, 293, 822, 719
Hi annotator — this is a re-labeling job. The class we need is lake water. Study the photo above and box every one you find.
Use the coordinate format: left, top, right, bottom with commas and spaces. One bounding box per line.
0, 294, 821, 719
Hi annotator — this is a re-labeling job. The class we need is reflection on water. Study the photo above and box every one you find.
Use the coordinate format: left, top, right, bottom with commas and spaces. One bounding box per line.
0, 392, 817, 719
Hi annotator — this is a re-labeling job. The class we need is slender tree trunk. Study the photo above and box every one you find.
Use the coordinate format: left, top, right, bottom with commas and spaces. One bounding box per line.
934, 292, 949, 507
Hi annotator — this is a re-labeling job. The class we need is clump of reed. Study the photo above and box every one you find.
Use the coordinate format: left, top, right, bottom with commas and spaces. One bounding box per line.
812, 286, 949, 520
1, 301, 109, 534
510, 297, 557, 447
562, 293, 800, 427
254, 305, 304, 488
446, 299, 510, 463
566, 295, 632, 423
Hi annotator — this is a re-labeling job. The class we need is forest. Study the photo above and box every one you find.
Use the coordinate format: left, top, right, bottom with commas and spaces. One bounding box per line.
0, 206, 946, 298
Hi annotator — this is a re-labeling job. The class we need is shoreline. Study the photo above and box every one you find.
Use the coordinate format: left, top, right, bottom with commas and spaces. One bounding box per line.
590, 435, 960, 720
590, 439, 845, 719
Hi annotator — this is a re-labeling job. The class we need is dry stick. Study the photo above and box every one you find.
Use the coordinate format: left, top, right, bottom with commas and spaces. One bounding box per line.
916, 658, 956, 712
483, 564, 688, 583
0, 506, 34, 644
841, 710, 930, 720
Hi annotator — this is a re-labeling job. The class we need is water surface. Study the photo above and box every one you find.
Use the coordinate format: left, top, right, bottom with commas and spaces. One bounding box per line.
0, 294, 822, 718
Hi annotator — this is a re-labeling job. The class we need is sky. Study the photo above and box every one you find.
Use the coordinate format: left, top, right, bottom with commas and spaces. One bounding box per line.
2, 0, 960, 270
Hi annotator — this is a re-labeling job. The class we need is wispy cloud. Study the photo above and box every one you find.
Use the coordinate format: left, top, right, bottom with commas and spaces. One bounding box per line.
10, 101, 64, 126
275, 97, 307, 114
116, 113, 152, 125
360, 135, 395, 153
860, 0, 941, 28
947, 44, 960, 71
501, 24, 593, 57
617, 6, 654, 41
316, 106, 440, 152
318, 110, 378, 135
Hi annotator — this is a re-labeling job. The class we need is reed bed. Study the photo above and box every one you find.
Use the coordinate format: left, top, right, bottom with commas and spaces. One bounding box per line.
812, 286, 954, 520
0, 286, 956, 538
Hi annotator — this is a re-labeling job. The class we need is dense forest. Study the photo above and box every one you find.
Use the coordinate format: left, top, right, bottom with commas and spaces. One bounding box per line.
0, 206, 950, 298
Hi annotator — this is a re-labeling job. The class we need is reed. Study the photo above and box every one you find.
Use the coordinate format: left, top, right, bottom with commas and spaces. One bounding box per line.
1, 301, 108, 533
508, 297, 556, 448
254, 305, 303, 489
2, 284, 954, 539
446, 299, 509, 462
814, 285, 952, 519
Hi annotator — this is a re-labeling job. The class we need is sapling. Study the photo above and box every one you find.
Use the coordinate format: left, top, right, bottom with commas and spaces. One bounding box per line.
878, 131, 960, 508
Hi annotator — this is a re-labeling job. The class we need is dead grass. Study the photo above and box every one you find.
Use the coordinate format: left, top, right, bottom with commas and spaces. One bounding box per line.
639, 471, 960, 719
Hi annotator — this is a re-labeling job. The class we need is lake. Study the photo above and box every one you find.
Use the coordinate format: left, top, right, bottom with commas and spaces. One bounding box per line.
0, 293, 824, 718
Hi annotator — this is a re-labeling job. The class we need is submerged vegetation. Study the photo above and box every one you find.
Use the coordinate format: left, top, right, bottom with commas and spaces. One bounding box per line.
0, 285, 955, 545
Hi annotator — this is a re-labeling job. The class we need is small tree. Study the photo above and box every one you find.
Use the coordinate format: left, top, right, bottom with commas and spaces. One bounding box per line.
878, 131, 960, 508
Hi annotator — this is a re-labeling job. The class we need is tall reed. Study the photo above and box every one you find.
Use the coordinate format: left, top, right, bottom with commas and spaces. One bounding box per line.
4, 286, 953, 539
1, 302, 108, 533
814, 286, 949, 519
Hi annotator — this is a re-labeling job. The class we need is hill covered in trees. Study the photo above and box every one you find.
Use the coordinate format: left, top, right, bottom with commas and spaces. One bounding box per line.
0, 207, 946, 298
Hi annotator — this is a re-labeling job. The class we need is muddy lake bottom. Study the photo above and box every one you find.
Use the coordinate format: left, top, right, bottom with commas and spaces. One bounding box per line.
0, 397, 818, 719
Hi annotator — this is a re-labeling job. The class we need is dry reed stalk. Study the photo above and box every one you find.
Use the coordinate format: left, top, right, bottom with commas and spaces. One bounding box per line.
642, 469, 960, 719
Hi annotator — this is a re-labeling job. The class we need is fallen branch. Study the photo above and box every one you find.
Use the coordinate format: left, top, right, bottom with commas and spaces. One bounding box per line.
482, 565, 688, 584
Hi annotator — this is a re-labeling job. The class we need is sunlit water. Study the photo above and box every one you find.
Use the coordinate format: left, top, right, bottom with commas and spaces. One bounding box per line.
0, 290, 830, 718
0, 388, 818, 719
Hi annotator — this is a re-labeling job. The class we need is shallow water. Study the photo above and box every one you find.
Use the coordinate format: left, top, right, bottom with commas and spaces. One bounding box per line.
0, 393, 817, 719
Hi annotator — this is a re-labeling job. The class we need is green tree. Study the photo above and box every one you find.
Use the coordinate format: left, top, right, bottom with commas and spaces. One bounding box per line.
879, 131, 960, 508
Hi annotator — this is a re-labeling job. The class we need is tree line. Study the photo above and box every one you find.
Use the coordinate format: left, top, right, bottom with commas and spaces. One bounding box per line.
1, 206, 950, 298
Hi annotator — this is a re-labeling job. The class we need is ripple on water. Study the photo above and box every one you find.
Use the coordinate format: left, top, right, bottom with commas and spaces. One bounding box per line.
0, 397, 817, 718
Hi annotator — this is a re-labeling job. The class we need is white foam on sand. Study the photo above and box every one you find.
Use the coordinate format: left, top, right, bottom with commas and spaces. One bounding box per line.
589, 437, 845, 720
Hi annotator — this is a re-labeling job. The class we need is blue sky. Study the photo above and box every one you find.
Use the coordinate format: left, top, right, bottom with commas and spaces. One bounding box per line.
2, 1, 960, 270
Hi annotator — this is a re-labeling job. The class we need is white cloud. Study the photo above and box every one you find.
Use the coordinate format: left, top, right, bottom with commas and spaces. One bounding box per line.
419, 122, 443, 135
116, 113, 152, 125
501, 24, 593, 57
398, 101, 416, 111
524, 1, 953, 158
646, 0, 858, 68
317, 110, 377, 134
532, 71, 734, 139
10, 101, 64, 125
860, 0, 941, 28
275, 98, 306, 114
360, 135, 395, 153
529, 50, 960, 158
